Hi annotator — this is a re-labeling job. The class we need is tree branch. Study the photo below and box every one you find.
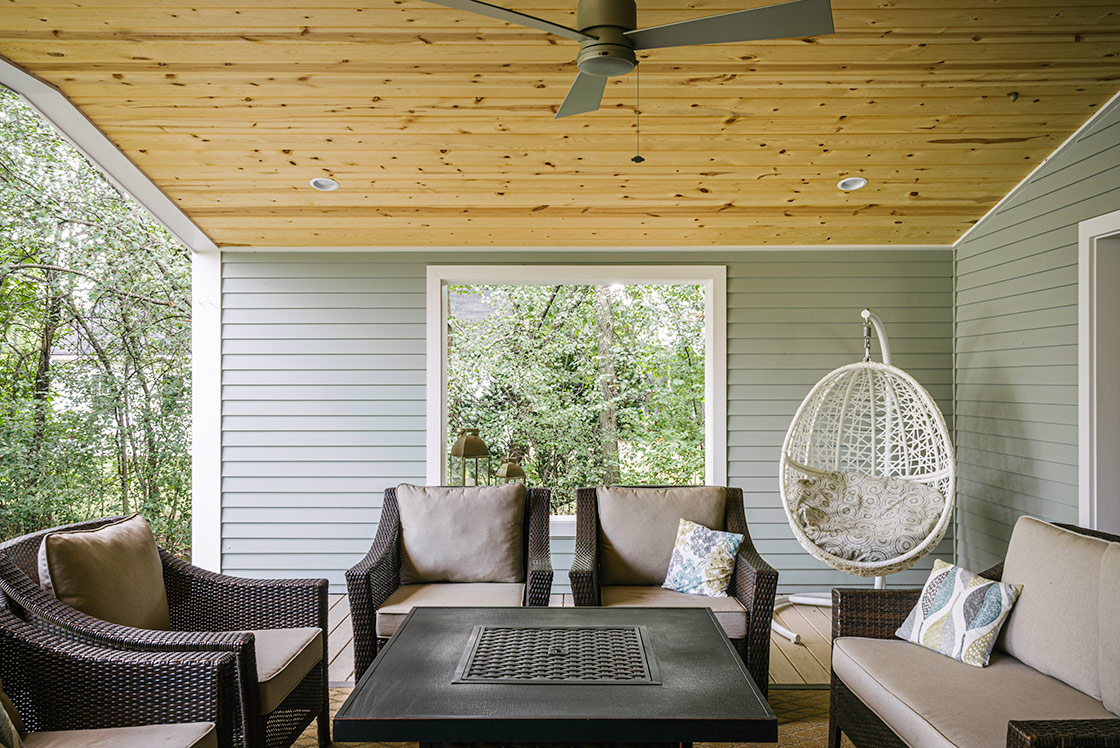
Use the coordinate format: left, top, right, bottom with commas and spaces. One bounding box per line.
2, 263, 190, 315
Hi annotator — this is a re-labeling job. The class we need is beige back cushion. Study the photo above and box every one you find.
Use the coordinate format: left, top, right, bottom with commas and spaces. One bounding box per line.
598, 486, 726, 586
37, 515, 170, 631
999, 516, 1109, 700
397, 484, 526, 584
1100, 543, 1120, 715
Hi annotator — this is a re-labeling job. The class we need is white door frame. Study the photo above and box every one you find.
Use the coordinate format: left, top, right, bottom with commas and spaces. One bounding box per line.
1078, 208, 1120, 532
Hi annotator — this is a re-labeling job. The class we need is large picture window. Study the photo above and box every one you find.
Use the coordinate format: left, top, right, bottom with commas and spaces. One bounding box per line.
426, 267, 726, 514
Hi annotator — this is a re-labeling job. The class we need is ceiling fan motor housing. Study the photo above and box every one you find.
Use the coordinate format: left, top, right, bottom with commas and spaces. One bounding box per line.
576, 0, 637, 77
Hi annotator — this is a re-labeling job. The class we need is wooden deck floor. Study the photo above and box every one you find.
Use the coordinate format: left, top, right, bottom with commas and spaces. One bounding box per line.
326, 594, 831, 688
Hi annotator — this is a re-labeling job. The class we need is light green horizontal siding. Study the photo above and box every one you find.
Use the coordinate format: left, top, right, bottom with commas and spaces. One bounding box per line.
221, 248, 953, 594
953, 102, 1120, 570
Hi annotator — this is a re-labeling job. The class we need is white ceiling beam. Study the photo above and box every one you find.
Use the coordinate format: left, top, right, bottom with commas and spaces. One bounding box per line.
0, 55, 216, 253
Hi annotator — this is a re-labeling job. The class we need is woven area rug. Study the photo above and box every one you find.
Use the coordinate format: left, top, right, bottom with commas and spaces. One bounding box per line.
294, 688, 836, 748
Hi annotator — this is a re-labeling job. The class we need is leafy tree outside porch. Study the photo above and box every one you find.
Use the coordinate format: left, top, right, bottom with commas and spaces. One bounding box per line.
447, 282, 706, 514
0, 86, 192, 553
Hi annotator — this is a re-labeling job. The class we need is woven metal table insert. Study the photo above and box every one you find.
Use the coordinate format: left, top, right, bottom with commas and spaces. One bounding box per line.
453, 625, 661, 685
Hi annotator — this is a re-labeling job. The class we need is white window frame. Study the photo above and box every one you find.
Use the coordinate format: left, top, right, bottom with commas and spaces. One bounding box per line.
425, 265, 727, 499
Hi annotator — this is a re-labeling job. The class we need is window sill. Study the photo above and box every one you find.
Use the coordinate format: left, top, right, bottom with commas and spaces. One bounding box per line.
549, 515, 577, 536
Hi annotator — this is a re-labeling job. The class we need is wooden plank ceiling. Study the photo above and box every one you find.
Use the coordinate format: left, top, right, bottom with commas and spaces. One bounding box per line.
1, 0, 1119, 246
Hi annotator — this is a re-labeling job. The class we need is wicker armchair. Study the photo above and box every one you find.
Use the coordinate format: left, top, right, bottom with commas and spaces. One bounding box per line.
568, 486, 778, 698
0, 599, 237, 747
0, 517, 329, 748
346, 486, 552, 680
829, 523, 1120, 748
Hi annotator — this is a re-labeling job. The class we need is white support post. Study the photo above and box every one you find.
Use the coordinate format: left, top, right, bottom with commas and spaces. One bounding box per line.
191, 249, 222, 571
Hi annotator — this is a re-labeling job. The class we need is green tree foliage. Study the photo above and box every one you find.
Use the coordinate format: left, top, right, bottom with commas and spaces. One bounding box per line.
0, 86, 191, 553
447, 283, 705, 513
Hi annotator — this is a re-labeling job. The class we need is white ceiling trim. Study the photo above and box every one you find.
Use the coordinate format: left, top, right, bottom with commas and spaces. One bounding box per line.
220, 244, 953, 252
954, 87, 1120, 248
0, 55, 217, 253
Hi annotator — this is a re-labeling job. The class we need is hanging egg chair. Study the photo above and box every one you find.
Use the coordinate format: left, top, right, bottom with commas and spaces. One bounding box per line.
773, 310, 955, 641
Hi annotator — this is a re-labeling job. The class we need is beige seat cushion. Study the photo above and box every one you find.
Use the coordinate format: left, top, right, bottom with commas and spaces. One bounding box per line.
375, 583, 525, 637
249, 628, 322, 714
397, 484, 526, 584
24, 722, 216, 748
1101, 543, 1120, 715
600, 585, 747, 639
999, 516, 1115, 700
833, 637, 1115, 748
37, 516, 170, 630
598, 487, 726, 585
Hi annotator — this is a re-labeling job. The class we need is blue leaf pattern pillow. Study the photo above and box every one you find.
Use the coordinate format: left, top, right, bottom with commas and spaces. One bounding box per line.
896, 559, 1022, 667
662, 519, 744, 598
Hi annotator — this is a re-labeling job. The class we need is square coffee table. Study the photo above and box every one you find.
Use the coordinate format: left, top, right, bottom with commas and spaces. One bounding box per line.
334, 606, 777, 745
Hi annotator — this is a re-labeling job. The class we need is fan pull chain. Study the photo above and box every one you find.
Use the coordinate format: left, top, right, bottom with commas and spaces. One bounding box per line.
632, 63, 644, 164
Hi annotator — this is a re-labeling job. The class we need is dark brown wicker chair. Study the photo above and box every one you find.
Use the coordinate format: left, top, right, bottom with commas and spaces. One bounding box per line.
0, 517, 329, 748
0, 599, 239, 747
567, 485, 778, 698
346, 486, 552, 680
829, 523, 1120, 748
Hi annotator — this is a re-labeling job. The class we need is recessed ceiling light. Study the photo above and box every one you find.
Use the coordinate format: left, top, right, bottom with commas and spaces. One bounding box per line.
310, 177, 340, 191
837, 176, 868, 191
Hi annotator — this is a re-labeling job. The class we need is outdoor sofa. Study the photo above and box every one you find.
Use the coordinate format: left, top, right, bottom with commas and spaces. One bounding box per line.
829, 517, 1120, 748
568, 485, 778, 698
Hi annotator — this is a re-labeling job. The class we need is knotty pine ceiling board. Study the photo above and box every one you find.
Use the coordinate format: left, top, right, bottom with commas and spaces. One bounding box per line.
1, 0, 1118, 246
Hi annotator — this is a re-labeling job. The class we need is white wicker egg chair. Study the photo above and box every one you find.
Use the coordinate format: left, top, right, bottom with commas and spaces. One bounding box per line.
772, 310, 955, 643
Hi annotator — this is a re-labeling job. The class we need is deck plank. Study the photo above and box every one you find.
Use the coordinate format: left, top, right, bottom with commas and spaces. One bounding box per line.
327, 600, 355, 686
767, 638, 805, 685
771, 605, 830, 685
326, 597, 829, 688
787, 604, 832, 676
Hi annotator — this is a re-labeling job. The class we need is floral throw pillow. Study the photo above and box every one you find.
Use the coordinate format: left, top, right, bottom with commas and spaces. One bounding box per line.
662, 519, 744, 598
896, 559, 1023, 667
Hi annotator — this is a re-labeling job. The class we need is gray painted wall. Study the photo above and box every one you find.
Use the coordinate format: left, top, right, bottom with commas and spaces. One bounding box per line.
221, 249, 953, 593
954, 104, 1120, 569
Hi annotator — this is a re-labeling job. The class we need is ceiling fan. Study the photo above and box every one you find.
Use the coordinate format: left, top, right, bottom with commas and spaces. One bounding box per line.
418, 0, 834, 117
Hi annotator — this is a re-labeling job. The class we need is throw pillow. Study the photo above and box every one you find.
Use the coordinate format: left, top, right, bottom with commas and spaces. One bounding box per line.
396, 484, 526, 584
662, 519, 744, 598
38, 515, 170, 630
598, 486, 726, 586
896, 559, 1022, 667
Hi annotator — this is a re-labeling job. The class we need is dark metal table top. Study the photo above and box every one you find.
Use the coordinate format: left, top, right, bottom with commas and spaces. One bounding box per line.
334, 606, 776, 744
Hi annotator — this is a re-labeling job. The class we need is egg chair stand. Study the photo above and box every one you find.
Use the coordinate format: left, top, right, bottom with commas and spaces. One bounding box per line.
771, 309, 955, 644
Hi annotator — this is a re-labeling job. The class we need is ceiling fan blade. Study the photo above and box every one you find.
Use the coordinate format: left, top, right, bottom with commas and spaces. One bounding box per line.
625, 0, 833, 50
555, 72, 607, 118
419, 0, 595, 42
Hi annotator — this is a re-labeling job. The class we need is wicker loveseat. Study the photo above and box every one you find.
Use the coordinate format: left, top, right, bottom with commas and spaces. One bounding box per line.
346, 484, 553, 681
568, 485, 777, 698
830, 517, 1120, 748
0, 517, 330, 748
